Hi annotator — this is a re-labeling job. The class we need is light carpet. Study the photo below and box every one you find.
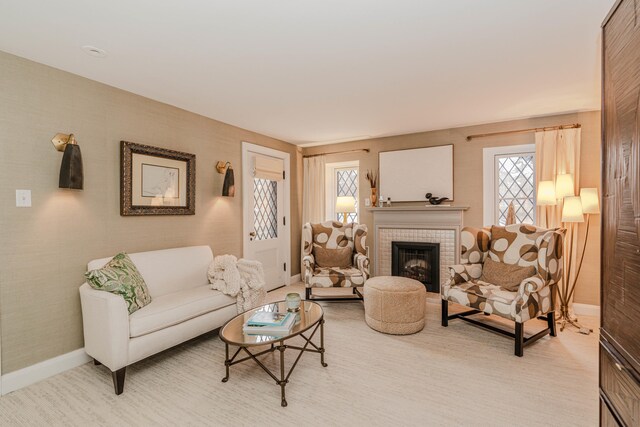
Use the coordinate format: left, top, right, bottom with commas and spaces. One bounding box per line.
0, 284, 599, 426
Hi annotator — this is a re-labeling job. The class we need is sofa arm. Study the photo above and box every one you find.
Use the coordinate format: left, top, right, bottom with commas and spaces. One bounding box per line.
79, 283, 130, 371
517, 274, 548, 295
354, 253, 370, 280
448, 263, 483, 285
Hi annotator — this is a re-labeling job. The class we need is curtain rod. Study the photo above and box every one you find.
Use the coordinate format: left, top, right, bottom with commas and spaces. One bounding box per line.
303, 148, 370, 158
466, 123, 581, 141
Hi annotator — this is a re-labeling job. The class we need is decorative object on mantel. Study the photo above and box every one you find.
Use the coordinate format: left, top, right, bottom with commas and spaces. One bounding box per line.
425, 193, 449, 205
366, 169, 378, 207
51, 133, 83, 190
120, 141, 196, 216
216, 161, 235, 197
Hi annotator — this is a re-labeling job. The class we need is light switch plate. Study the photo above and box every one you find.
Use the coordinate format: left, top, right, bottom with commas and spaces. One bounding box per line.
365, 198, 371, 207
16, 189, 31, 207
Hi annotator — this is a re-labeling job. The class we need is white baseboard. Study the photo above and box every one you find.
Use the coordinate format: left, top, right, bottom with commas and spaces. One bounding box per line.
573, 303, 600, 317
1, 348, 91, 396
289, 273, 301, 284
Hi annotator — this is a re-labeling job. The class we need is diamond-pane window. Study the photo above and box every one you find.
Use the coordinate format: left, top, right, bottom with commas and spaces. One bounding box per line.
336, 168, 358, 223
253, 178, 278, 240
496, 154, 535, 225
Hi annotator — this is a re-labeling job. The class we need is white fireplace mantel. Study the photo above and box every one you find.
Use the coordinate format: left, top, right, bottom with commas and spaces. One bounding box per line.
368, 205, 469, 285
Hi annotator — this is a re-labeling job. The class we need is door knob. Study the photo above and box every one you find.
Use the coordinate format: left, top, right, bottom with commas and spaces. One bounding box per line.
249, 231, 256, 237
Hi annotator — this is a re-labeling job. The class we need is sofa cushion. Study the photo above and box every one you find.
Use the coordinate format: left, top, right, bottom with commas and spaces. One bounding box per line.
129, 285, 235, 338
85, 253, 152, 314
480, 258, 536, 291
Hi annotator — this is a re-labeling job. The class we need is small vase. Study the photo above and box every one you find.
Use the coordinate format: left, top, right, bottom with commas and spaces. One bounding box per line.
370, 188, 378, 207
285, 293, 301, 312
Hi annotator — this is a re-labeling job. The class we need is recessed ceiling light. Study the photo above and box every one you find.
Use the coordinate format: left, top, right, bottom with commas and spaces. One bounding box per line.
82, 45, 107, 58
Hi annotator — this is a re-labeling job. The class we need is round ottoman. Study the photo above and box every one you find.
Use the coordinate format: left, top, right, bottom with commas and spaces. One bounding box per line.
363, 276, 426, 335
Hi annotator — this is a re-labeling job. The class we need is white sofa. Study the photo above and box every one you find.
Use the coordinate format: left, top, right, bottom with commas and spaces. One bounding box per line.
79, 246, 237, 394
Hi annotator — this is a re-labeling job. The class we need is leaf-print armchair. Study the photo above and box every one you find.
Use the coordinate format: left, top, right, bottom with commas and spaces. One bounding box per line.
302, 221, 369, 301
441, 224, 564, 356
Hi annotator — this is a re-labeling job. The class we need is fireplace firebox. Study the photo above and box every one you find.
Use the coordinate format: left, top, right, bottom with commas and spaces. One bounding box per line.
391, 241, 440, 293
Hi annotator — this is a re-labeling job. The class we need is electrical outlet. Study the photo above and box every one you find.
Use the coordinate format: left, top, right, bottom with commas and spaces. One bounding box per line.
16, 189, 32, 207
365, 198, 371, 207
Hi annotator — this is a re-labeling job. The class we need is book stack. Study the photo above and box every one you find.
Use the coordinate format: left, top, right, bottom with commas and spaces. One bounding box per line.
243, 311, 296, 335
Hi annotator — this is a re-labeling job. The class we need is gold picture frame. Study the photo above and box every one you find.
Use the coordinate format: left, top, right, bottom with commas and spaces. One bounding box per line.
120, 141, 196, 216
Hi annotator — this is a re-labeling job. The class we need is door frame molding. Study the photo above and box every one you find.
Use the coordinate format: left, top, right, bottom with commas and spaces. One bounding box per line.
241, 141, 291, 286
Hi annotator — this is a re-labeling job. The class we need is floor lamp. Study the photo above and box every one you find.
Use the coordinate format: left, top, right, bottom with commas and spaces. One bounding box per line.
537, 177, 600, 333
559, 189, 600, 333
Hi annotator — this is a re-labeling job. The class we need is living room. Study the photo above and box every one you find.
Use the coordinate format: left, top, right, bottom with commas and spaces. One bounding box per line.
0, 1, 637, 426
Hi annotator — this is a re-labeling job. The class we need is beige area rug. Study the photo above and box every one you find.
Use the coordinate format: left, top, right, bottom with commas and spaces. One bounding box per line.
0, 284, 599, 426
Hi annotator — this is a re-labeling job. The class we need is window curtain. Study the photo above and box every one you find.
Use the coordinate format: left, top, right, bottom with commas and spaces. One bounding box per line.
302, 155, 326, 225
535, 128, 581, 312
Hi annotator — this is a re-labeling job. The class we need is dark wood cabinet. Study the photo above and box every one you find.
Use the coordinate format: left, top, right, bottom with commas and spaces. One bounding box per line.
601, 0, 640, 425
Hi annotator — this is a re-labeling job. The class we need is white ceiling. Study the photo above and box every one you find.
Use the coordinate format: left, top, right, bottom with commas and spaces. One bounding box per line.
0, 0, 614, 145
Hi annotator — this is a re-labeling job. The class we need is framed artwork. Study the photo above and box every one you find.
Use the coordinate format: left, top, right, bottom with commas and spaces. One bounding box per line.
120, 141, 196, 216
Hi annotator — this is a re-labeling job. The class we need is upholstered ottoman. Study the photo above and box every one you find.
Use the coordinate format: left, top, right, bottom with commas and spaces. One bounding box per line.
363, 276, 426, 334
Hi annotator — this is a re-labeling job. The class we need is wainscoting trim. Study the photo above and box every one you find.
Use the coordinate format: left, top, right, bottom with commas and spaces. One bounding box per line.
572, 303, 600, 318
1, 348, 90, 395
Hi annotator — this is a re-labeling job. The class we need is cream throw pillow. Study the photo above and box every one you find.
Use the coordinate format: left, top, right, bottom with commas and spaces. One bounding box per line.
85, 253, 152, 314
480, 258, 536, 291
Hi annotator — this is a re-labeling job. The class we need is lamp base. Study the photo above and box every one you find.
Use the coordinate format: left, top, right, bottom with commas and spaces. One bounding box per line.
556, 306, 593, 334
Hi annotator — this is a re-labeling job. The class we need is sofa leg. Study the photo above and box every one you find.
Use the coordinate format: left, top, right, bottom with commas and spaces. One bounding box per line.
548, 311, 557, 337
441, 299, 448, 327
112, 367, 126, 395
305, 287, 311, 300
93, 359, 101, 366
515, 323, 524, 357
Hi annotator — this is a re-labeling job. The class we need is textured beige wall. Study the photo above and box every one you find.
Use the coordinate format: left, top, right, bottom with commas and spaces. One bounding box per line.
303, 110, 602, 306
0, 51, 302, 374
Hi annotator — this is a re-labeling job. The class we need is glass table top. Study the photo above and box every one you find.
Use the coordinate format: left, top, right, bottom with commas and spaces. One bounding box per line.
219, 300, 324, 346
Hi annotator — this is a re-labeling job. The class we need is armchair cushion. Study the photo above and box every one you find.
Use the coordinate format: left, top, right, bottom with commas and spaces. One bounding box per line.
314, 245, 352, 268
85, 253, 152, 314
480, 258, 536, 291
308, 267, 365, 288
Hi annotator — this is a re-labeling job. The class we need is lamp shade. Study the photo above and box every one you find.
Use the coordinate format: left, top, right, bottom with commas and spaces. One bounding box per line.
561, 196, 584, 223
336, 196, 356, 213
59, 143, 83, 189
555, 174, 575, 199
536, 180, 557, 206
222, 166, 235, 197
580, 187, 600, 214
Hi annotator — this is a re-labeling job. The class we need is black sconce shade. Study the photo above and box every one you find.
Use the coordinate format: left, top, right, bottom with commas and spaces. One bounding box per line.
222, 166, 235, 197
59, 143, 84, 189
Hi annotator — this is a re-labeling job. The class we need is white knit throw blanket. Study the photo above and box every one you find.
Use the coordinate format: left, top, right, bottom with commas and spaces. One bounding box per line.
207, 255, 266, 313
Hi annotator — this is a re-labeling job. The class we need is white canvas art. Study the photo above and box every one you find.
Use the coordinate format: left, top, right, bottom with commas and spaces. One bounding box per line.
379, 145, 453, 202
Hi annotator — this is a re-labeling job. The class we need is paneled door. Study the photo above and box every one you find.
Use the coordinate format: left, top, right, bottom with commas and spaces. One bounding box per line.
242, 142, 290, 291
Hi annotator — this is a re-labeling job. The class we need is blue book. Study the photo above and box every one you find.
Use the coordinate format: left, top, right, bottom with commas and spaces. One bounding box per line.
246, 311, 291, 327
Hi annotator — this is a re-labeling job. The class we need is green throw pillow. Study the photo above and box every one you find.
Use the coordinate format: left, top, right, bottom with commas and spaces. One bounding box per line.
85, 253, 152, 314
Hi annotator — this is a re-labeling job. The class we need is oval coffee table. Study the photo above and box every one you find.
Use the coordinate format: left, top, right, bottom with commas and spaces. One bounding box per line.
219, 300, 326, 407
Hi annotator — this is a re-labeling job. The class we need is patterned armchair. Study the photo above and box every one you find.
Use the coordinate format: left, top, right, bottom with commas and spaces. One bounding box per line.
302, 221, 369, 300
441, 224, 564, 356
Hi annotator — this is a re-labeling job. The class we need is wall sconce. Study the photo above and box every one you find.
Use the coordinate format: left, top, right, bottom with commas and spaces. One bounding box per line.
216, 161, 235, 197
51, 133, 83, 190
